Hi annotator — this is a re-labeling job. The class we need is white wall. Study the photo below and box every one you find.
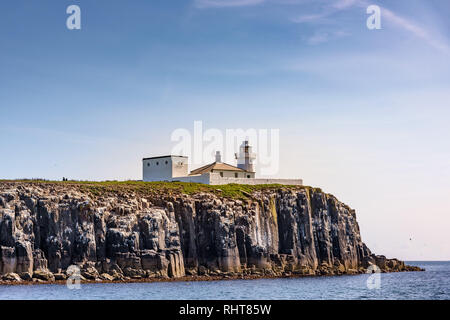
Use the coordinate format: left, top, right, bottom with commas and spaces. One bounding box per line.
211, 170, 255, 179
143, 156, 187, 182
143, 159, 302, 185
170, 173, 212, 184
208, 173, 302, 186
171, 156, 188, 178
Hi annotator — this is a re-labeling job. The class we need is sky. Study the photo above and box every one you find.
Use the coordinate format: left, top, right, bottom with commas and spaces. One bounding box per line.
0, 0, 449, 260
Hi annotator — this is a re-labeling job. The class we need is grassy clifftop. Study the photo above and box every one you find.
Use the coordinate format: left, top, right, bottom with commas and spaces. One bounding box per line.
0, 179, 321, 200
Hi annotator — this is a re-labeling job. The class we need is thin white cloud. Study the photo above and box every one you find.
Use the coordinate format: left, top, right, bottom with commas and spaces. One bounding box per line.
195, 0, 313, 8
195, 0, 450, 54
292, 12, 331, 24
292, 0, 450, 54
195, 0, 265, 8
382, 7, 450, 55
332, 0, 360, 10
307, 30, 350, 45
307, 32, 329, 45
292, 0, 365, 24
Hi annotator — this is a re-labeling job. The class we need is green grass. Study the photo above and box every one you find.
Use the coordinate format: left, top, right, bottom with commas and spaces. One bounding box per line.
0, 179, 318, 200
1, 180, 334, 203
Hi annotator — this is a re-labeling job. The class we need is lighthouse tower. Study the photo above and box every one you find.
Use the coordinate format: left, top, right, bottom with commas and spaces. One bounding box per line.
235, 140, 256, 173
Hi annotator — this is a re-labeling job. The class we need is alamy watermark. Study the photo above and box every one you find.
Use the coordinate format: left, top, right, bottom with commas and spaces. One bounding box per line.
366, 264, 381, 290
171, 121, 280, 176
66, 265, 81, 290
65, 4, 381, 31
367, 5, 381, 30
66, 5, 81, 30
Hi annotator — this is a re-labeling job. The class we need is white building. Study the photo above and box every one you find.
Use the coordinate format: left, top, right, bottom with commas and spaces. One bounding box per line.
142, 141, 303, 186
142, 155, 189, 182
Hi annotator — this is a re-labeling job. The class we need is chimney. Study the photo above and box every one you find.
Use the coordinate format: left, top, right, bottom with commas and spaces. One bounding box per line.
215, 151, 222, 163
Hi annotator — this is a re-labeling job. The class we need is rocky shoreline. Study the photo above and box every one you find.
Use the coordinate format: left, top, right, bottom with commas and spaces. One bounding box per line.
0, 181, 423, 286
0, 266, 423, 286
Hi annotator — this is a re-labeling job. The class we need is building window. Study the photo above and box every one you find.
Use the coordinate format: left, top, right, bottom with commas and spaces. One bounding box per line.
147, 163, 150, 167
247, 175, 251, 178
156, 161, 159, 165
220, 172, 223, 177
235, 173, 238, 178
165, 161, 168, 165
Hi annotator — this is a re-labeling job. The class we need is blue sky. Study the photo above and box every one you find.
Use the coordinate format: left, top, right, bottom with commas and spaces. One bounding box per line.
1, 0, 449, 260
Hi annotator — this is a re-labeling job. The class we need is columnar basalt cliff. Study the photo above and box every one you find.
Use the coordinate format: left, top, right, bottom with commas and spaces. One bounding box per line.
0, 182, 422, 284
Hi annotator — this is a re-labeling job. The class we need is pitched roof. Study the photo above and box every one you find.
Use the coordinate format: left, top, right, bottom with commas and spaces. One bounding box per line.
189, 162, 246, 175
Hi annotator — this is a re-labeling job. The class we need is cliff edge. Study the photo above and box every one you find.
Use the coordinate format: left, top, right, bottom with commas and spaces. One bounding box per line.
0, 181, 422, 284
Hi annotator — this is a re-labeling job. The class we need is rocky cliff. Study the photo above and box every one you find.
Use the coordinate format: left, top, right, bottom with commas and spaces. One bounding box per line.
0, 181, 421, 284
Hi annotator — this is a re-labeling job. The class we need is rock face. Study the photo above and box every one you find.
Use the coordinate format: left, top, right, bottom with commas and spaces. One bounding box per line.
0, 182, 422, 283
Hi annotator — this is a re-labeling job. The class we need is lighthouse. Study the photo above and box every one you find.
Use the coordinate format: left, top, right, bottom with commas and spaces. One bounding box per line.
235, 140, 256, 173
142, 138, 302, 185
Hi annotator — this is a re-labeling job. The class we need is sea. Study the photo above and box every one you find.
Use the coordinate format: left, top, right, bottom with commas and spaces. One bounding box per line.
0, 261, 448, 300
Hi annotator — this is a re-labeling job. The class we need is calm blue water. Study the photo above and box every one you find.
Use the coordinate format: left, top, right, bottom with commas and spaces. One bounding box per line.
0, 262, 448, 300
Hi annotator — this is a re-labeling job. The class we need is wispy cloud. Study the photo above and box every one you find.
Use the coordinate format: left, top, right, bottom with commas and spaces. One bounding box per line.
291, 0, 366, 24
195, 0, 450, 54
292, 0, 450, 54
307, 30, 350, 45
332, 0, 361, 10
195, 0, 312, 7
195, 0, 265, 8
382, 7, 450, 55
292, 12, 331, 24
307, 32, 329, 45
